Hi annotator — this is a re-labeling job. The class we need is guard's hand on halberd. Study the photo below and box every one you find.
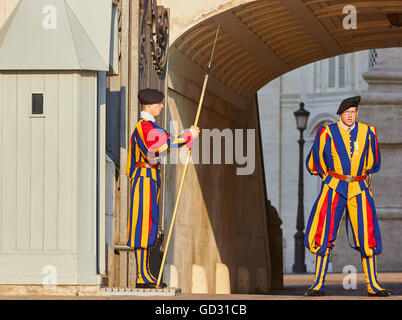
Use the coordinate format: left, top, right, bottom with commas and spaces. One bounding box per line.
190, 126, 200, 139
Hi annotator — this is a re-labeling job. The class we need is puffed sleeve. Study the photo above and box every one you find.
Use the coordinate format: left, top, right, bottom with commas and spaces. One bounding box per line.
137, 121, 193, 160
125, 132, 136, 179
306, 125, 330, 178
366, 125, 381, 174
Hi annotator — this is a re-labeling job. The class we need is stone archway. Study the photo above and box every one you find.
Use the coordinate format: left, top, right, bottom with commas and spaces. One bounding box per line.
167, 0, 402, 97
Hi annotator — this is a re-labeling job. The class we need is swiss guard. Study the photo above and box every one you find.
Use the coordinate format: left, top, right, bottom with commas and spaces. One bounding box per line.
304, 96, 392, 297
126, 88, 200, 288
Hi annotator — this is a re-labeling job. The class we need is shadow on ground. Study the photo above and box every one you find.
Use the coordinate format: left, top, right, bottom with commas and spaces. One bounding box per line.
269, 272, 402, 297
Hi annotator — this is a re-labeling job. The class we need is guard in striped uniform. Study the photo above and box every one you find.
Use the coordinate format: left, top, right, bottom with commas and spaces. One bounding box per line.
126, 89, 200, 288
304, 96, 392, 297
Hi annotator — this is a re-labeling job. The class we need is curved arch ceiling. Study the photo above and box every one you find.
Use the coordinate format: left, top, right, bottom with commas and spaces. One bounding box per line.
171, 0, 402, 99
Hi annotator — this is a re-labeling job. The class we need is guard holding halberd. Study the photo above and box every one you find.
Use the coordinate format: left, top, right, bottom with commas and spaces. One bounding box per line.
126, 88, 200, 288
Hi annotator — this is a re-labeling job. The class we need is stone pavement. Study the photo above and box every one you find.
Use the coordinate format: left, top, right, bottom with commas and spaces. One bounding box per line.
267, 272, 402, 300
0, 272, 401, 300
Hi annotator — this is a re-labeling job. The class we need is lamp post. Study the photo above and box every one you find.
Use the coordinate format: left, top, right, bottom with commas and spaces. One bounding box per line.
292, 102, 310, 273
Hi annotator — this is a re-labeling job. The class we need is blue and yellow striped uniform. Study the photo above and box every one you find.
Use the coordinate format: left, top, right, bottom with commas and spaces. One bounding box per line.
305, 121, 384, 294
126, 117, 192, 284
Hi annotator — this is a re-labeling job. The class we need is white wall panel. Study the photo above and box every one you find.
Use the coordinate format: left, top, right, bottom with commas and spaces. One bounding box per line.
43, 72, 59, 251
30, 73, 45, 250
1, 73, 17, 251
76, 72, 97, 284
16, 72, 31, 250
58, 73, 76, 252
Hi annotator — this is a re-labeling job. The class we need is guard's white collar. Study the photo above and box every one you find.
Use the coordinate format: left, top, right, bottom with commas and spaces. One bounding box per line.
339, 119, 356, 131
141, 111, 155, 122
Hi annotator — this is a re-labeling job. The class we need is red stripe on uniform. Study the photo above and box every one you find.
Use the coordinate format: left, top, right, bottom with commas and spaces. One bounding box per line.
317, 126, 325, 139
328, 193, 339, 243
148, 181, 153, 239
314, 189, 330, 245
366, 195, 376, 248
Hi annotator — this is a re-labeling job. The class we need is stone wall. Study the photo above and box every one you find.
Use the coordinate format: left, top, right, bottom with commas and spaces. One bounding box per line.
162, 51, 271, 294
159, 0, 256, 43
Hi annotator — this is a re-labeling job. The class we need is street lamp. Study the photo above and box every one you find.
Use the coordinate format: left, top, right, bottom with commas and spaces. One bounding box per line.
292, 102, 310, 273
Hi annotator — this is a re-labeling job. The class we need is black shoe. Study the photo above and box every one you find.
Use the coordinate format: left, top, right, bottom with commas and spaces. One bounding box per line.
136, 282, 167, 289
368, 289, 393, 297
304, 289, 325, 297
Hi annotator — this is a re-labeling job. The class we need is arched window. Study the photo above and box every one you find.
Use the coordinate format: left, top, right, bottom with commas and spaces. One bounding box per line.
307, 116, 337, 139
313, 120, 333, 133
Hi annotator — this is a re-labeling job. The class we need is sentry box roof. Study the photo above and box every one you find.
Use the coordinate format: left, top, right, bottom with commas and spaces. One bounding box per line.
0, 0, 113, 71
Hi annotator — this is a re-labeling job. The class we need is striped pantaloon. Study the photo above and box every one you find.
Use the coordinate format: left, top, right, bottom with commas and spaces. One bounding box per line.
127, 176, 161, 284
305, 184, 384, 293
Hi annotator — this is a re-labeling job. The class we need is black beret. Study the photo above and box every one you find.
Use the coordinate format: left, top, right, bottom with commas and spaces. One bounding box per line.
337, 96, 361, 115
138, 89, 164, 105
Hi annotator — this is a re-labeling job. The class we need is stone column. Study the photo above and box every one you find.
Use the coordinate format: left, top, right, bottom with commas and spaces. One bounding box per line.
359, 48, 402, 271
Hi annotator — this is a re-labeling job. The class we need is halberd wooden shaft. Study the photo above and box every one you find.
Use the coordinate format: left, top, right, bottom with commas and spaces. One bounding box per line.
156, 74, 209, 289
156, 25, 220, 289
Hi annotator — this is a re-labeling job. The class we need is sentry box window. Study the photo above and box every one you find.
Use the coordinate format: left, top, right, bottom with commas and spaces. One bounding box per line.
31, 93, 44, 116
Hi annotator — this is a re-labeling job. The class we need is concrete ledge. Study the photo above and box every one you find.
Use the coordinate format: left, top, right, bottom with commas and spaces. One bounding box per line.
101, 287, 181, 296
377, 207, 402, 220
0, 285, 100, 296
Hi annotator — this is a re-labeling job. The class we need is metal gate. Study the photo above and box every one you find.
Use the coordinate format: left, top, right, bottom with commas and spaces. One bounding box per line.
110, 0, 169, 288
